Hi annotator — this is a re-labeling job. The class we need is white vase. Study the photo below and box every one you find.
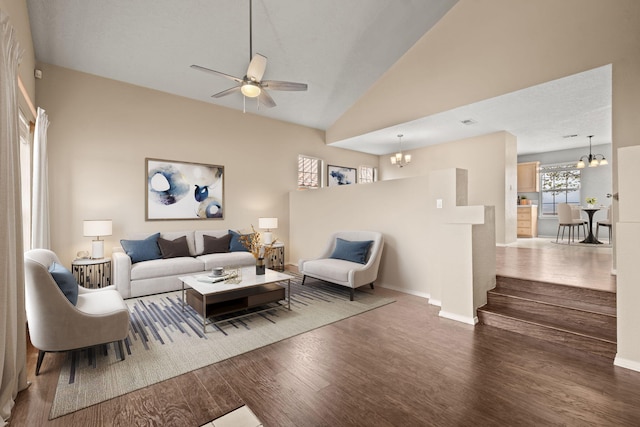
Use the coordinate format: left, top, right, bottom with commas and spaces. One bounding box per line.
587, 204, 594, 209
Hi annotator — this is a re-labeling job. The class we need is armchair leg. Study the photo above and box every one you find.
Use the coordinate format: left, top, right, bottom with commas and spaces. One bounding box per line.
369, 283, 374, 290
117, 340, 126, 361
350, 288, 354, 301
301, 275, 307, 286
35, 350, 46, 376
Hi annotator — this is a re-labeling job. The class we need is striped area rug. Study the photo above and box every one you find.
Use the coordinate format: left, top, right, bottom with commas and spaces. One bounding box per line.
50, 273, 394, 419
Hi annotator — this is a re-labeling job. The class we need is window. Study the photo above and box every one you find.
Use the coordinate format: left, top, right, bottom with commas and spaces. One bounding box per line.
358, 165, 376, 184
297, 155, 321, 189
540, 163, 581, 216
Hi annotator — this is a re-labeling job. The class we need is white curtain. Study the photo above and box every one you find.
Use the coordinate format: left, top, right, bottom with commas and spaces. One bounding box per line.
31, 107, 50, 249
0, 9, 28, 426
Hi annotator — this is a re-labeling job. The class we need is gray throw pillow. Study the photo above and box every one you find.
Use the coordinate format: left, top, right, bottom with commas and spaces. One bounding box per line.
158, 235, 191, 259
203, 234, 231, 254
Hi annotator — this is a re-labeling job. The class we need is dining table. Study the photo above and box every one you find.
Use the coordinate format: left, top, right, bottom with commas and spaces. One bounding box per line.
580, 207, 603, 244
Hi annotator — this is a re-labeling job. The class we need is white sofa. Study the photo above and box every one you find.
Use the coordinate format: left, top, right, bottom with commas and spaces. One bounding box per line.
112, 230, 254, 299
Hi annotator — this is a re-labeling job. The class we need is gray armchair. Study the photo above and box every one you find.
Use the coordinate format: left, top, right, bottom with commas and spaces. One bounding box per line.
298, 231, 384, 301
24, 249, 130, 375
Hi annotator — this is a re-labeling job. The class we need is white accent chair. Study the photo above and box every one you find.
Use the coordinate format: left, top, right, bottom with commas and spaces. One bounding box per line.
24, 249, 130, 375
570, 205, 588, 240
298, 231, 384, 301
556, 203, 585, 244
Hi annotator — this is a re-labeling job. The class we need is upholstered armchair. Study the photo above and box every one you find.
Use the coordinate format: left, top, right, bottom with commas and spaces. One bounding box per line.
24, 249, 130, 375
298, 231, 384, 301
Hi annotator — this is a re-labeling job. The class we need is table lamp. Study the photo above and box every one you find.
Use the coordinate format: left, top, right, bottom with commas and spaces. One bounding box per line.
83, 220, 112, 259
258, 217, 278, 244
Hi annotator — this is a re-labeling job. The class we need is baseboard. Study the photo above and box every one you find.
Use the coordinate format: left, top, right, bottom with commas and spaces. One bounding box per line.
380, 284, 429, 300
614, 355, 640, 372
429, 298, 441, 307
439, 310, 478, 325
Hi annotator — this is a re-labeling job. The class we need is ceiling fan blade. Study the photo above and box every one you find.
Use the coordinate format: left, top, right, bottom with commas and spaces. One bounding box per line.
190, 64, 243, 83
258, 89, 276, 108
246, 54, 267, 82
261, 80, 308, 91
212, 86, 241, 98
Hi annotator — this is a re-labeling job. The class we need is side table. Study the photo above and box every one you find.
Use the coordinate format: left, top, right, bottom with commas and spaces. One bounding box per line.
265, 242, 285, 271
72, 258, 112, 288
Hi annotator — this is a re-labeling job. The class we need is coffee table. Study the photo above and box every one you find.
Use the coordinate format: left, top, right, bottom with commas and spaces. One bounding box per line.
179, 267, 293, 333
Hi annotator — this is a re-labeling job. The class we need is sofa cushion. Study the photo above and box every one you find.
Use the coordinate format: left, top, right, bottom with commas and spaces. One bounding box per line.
130, 257, 205, 281
330, 238, 373, 264
203, 234, 231, 254
158, 235, 191, 259
229, 229, 252, 252
49, 262, 79, 305
121, 233, 162, 263
302, 258, 362, 285
197, 251, 255, 270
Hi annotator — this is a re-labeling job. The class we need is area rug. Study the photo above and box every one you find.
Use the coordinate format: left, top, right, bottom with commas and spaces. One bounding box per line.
49, 273, 394, 419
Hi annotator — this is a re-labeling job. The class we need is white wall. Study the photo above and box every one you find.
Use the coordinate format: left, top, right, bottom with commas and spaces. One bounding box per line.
35, 63, 378, 267
615, 146, 640, 371
290, 176, 431, 298
518, 144, 613, 237
378, 131, 516, 244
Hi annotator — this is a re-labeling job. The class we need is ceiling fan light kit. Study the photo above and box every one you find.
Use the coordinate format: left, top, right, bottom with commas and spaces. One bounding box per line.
190, 0, 307, 110
241, 81, 261, 98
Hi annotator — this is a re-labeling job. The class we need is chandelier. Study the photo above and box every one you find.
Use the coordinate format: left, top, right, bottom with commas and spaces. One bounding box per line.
390, 134, 411, 167
577, 135, 608, 168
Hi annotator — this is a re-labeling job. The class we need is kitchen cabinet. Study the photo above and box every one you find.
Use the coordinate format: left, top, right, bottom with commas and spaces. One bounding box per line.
517, 205, 538, 238
517, 161, 540, 192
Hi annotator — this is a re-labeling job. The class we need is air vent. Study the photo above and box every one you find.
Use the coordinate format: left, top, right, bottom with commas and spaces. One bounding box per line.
460, 119, 477, 125
562, 134, 578, 139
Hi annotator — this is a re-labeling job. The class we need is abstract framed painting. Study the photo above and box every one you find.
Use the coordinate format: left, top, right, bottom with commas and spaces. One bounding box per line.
327, 165, 357, 187
146, 158, 224, 220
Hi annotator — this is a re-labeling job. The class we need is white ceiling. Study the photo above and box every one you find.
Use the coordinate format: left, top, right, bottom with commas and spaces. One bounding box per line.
332, 64, 612, 156
25, 0, 611, 156
26, 0, 457, 130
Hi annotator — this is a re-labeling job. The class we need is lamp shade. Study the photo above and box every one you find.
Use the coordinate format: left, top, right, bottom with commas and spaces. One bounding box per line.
258, 217, 278, 230
83, 220, 112, 237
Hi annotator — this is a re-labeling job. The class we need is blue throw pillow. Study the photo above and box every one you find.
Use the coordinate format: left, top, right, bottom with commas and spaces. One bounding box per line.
329, 238, 374, 264
49, 262, 79, 305
229, 229, 253, 252
121, 232, 162, 263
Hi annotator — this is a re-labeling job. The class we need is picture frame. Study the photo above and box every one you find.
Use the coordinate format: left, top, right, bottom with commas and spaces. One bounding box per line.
146, 158, 224, 220
327, 165, 357, 187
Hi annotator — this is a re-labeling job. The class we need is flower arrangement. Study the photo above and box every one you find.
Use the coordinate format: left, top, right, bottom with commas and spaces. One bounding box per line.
586, 197, 597, 205
239, 225, 278, 260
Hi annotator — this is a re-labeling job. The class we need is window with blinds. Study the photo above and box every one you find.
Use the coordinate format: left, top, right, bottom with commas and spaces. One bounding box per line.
297, 155, 322, 189
358, 165, 376, 184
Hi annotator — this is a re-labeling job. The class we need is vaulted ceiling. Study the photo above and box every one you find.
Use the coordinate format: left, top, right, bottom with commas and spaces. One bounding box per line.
26, 0, 610, 155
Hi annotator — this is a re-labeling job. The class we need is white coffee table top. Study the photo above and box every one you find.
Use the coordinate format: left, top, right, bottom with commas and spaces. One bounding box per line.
180, 267, 293, 296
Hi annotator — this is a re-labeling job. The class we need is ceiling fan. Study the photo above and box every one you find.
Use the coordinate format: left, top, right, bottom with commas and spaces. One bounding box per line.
190, 0, 308, 109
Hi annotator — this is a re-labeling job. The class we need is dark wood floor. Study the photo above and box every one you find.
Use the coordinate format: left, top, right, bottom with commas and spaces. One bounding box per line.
11, 244, 639, 427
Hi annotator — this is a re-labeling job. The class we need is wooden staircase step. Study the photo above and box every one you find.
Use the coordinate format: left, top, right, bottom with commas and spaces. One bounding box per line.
479, 275, 617, 360
489, 286, 615, 316
477, 309, 616, 359
496, 275, 616, 307
479, 303, 615, 342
